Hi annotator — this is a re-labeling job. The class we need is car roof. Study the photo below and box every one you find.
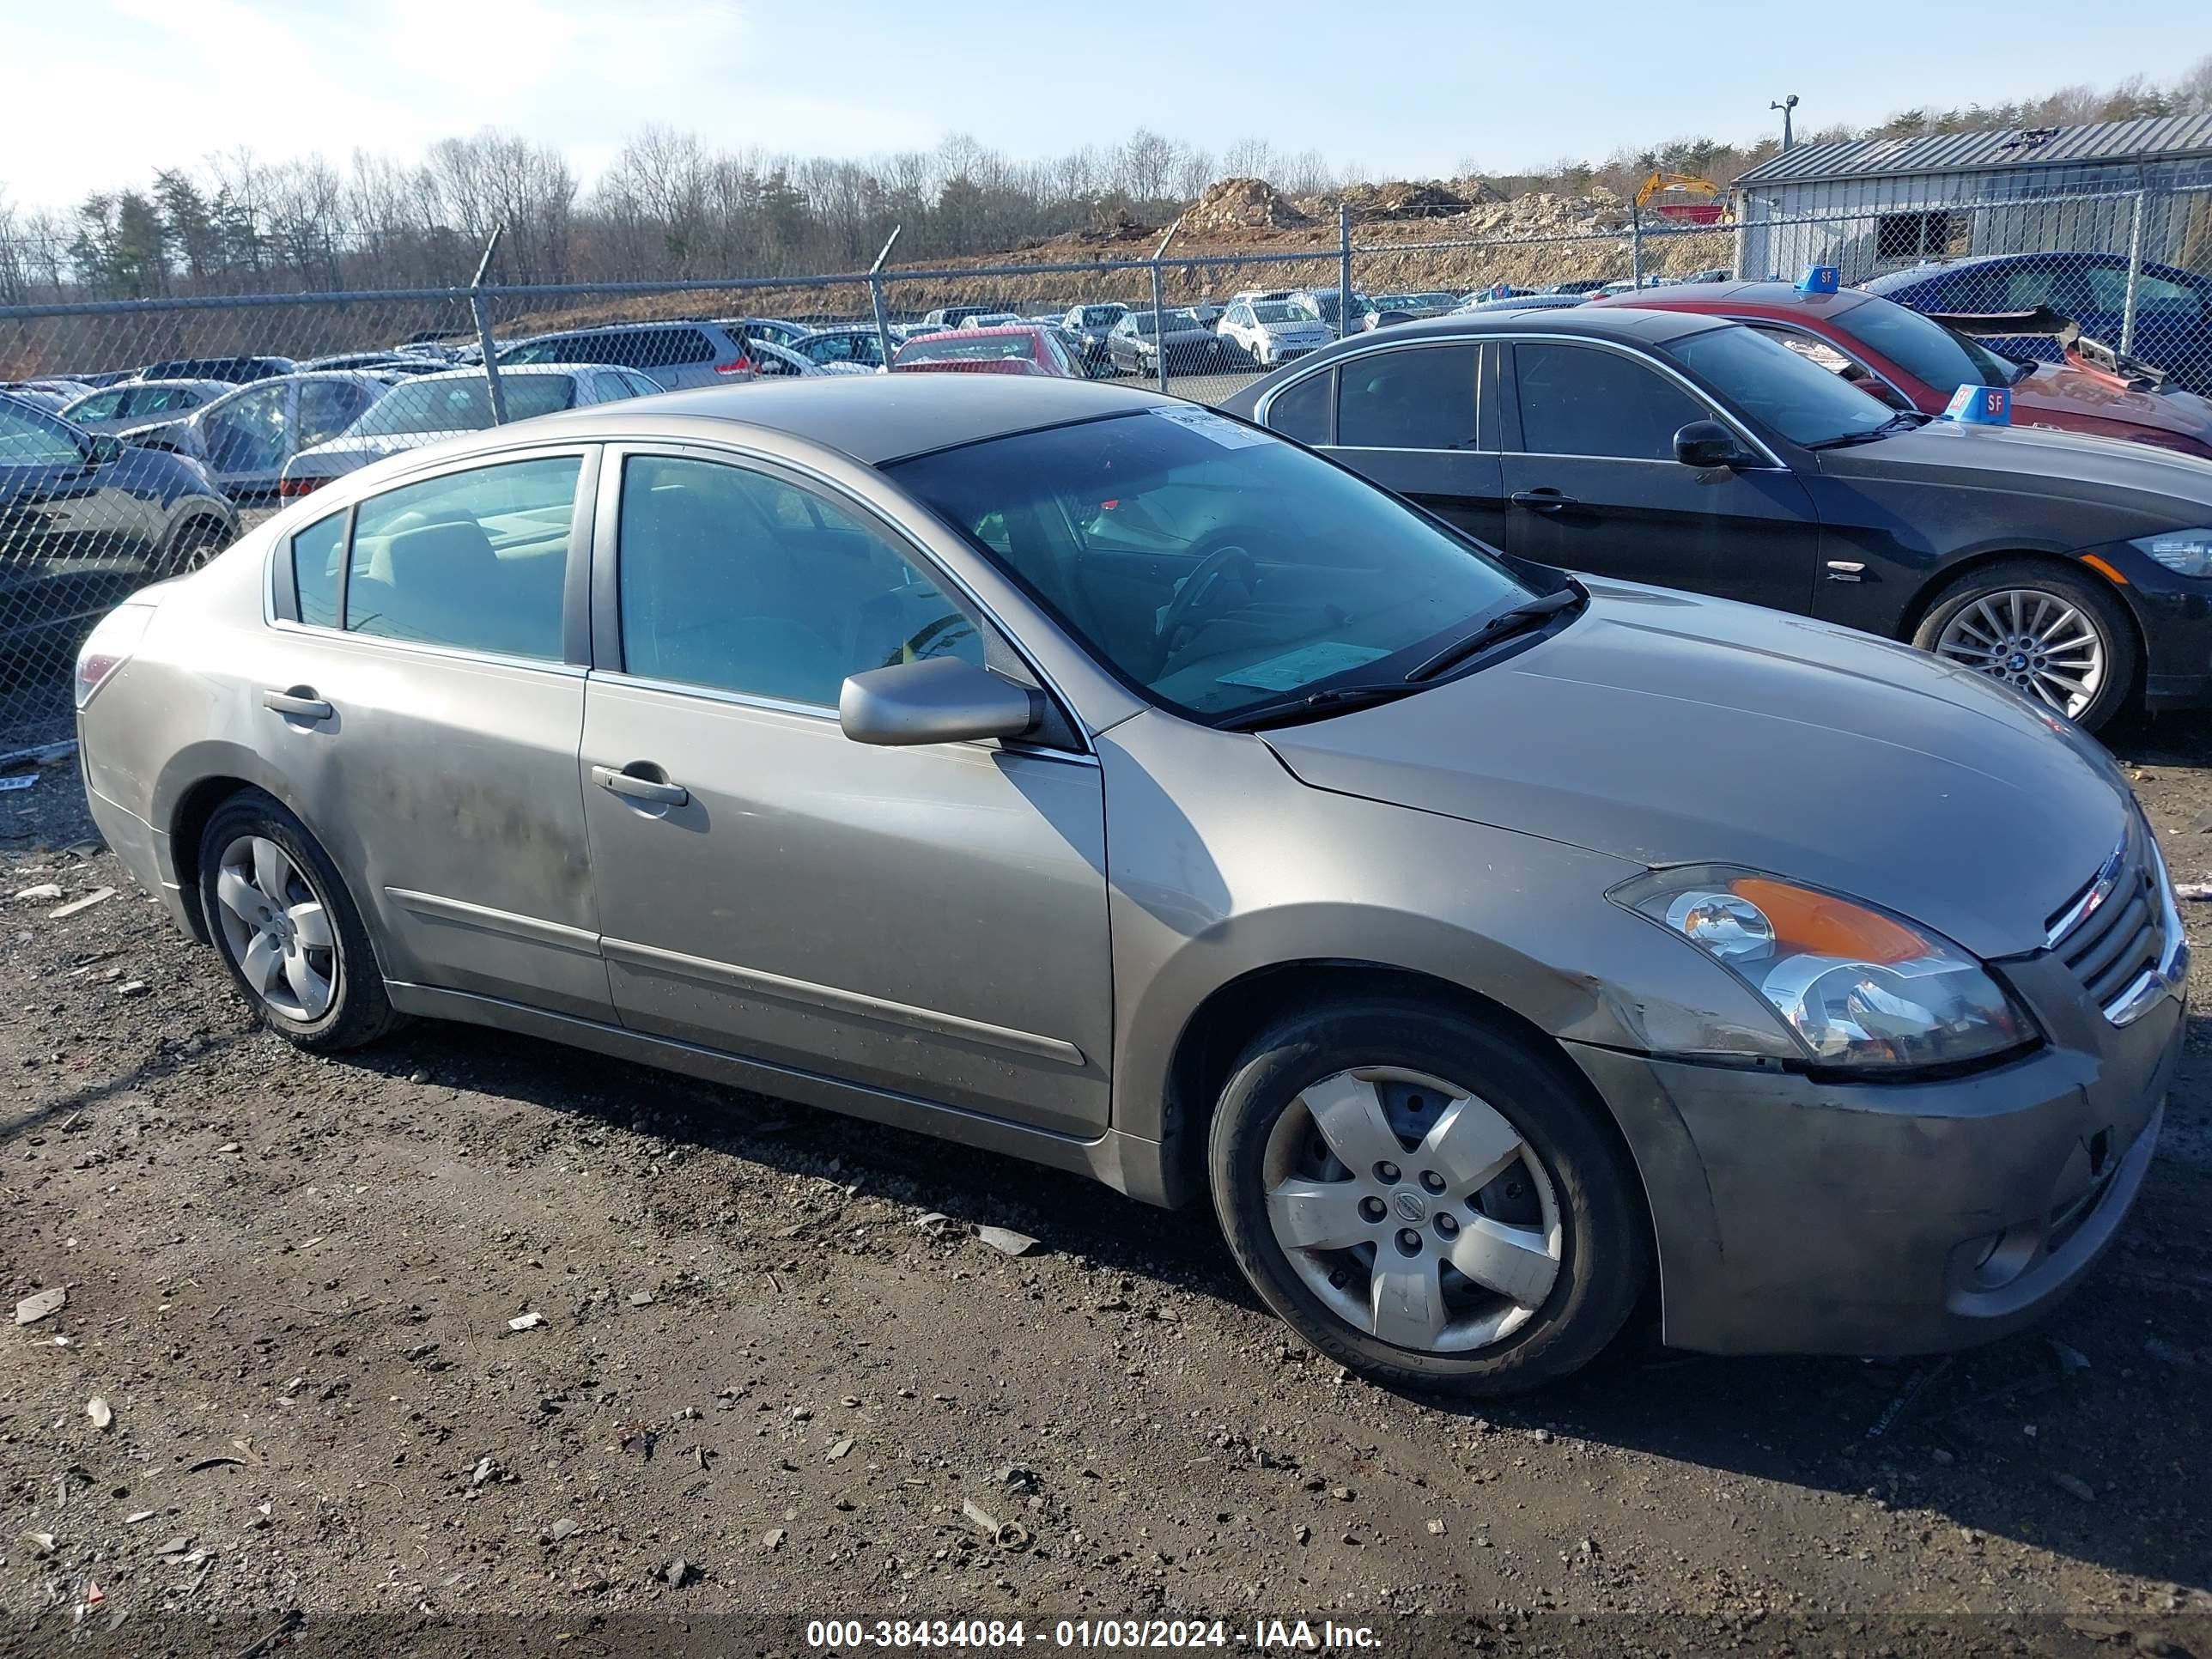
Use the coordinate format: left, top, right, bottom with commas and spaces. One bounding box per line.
413, 363, 596, 380
1589, 280, 1877, 316
541, 374, 1170, 465
1332, 307, 1727, 346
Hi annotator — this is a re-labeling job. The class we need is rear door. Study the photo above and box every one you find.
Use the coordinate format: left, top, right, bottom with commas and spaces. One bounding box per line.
259, 445, 611, 1020
579, 447, 1113, 1133
1499, 337, 1821, 614
1310, 341, 1508, 547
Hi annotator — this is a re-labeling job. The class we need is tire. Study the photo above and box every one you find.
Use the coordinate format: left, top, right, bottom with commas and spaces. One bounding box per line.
1208, 1000, 1647, 1395
1911, 558, 2137, 732
197, 789, 404, 1053
160, 515, 232, 577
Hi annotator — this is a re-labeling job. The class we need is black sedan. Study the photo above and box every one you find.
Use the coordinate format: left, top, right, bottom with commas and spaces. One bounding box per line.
0, 393, 238, 677
1222, 307, 2212, 731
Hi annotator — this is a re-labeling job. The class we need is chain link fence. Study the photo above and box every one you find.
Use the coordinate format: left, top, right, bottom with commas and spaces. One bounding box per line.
4, 180, 2210, 706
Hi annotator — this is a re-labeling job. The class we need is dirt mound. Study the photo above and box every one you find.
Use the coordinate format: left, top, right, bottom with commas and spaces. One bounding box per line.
1184, 176, 1313, 234
1328, 179, 1475, 222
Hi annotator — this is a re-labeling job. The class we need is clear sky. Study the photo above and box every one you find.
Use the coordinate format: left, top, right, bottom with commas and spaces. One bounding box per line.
3, 0, 2204, 210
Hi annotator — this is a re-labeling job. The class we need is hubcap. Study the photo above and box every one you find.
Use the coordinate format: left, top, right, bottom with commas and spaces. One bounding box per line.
1934, 589, 2105, 719
212, 836, 337, 1022
1261, 1067, 1563, 1355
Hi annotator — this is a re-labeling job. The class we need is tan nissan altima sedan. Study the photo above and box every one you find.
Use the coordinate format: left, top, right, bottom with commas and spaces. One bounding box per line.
74, 374, 2182, 1393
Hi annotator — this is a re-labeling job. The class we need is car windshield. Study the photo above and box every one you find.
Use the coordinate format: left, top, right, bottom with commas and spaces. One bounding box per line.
887, 408, 1535, 721
1252, 303, 1301, 324
1838, 299, 2027, 392
1662, 324, 1898, 447
897, 333, 1037, 364
346, 374, 576, 436
1080, 307, 1124, 325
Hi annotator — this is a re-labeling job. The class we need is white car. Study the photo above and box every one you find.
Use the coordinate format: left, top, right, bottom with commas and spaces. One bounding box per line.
958, 313, 1026, 331
1217, 299, 1333, 368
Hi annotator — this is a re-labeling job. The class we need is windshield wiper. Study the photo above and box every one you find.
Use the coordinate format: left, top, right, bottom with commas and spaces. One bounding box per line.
1803, 411, 1919, 450
1220, 679, 1423, 732
1405, 585, 1585, 683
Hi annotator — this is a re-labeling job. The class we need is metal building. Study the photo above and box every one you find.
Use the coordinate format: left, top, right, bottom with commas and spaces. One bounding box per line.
1729, 114, 2212, 285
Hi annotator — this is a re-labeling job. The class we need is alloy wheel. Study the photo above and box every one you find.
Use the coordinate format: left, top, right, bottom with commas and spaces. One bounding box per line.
1261, 1067, 1562, 1353
212, 835, 339, 1022
1933, 587, 2105, 719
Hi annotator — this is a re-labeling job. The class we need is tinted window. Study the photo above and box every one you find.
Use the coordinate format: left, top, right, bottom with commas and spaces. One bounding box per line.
137, 385, 199, 414
1825, 300, 2018, 391
1336, 344, 1477, 449
292, 507, 347, 629
0, 398, 82, 464
298, 380, 373, 445
1513, 342, 1708, 460
1266, 368, 1332, 446
890, 408, 1534, 722
619, 371, 661, 398
617, 455, 981, 706
624, 328, 715, 369
1663, 325, 1895, 447
68, 390, 125, 422
2086, 267, 2200, 315
344, 456, 579, 659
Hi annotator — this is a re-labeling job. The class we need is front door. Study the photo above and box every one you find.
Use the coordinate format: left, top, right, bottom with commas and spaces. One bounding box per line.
580, 449, 1113, 1136
258, 447, 612, 1020
1500, 339, 1821, 615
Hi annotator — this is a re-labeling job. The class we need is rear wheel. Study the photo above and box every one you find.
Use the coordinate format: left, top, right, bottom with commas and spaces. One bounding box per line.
1912, 558, 2136, 731
198, 790, 403, 1052
1208, 1000, 1648, 1394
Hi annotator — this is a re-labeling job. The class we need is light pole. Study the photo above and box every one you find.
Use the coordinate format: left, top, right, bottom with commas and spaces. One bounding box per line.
1771, 94, 1800, 152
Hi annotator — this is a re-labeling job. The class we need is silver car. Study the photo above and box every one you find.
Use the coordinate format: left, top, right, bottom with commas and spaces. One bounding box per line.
117, 372, 392, 502
58, 379, 230, 435
75, 376, 2180, 1394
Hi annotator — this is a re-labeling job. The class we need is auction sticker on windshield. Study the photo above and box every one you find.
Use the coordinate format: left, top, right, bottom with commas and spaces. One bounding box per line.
1219, 641, 1392, 691
1151, 405, 1271, 448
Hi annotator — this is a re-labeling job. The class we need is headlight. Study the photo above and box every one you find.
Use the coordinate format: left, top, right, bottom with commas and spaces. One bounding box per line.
1609, 866, 2035, 1072
2132, 528, 2212, 578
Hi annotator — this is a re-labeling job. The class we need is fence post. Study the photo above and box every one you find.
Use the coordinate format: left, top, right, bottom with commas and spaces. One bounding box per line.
1338, 204, 1353, 339
469, 224, 509, 426
2120, 188, 2148, 356
1630, 204, 1644, 290
867, 224, 902, 371
1150, 217, 1180, 396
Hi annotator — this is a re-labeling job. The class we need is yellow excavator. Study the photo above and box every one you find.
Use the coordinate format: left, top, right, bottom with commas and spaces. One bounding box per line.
1635, 171, 1729, 226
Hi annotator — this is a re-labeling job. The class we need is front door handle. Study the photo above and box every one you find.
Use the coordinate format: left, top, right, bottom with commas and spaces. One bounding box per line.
592, 763, 690, 807
262, 687, 333, 721
1510, 489, 1578, 514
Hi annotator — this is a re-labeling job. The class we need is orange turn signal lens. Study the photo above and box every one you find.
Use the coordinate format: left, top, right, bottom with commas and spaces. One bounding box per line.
1729, 878, 1926, 965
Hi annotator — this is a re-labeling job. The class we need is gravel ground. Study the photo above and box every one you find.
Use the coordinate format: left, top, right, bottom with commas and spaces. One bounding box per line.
2, 691, 2209, 1659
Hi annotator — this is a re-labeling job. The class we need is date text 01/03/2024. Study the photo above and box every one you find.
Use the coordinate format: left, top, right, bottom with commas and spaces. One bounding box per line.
803, 1620, 1383, 1650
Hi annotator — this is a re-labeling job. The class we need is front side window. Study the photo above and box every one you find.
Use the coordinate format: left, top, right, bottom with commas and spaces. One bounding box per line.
889, 408, 1534, 722
1336, 344, 1477, 450
67, 390, 126, 422
1513, 342, 1709, 460
0, 399, 83, 465
343, 456, 579, 659
1659, 325, 1898, 448
617, 454, 981, 706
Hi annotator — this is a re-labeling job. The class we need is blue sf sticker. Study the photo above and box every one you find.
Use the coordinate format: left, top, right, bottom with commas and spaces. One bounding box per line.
1152, 405, 1272, 449
1219, 641, 1392, 691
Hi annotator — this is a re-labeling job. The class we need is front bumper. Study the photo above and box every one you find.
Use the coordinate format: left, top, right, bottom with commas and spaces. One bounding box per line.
1565, 966, 2182, 1357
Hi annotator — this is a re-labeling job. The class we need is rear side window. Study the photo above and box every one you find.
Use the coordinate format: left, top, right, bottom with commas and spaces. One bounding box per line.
343, 456, 580, 660
1336, 345, 1477, 449
1512, 343, 1706, 461
291, 508, 348, 629
1265, 369, 1333, 446
624, 328, 715, 369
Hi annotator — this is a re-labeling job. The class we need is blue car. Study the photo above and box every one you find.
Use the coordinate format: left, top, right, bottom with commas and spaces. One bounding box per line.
1864, 252, 2212, 395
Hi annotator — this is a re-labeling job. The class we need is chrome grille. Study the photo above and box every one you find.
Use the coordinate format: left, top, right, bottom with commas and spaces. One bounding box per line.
2045, 823, 2167, 1021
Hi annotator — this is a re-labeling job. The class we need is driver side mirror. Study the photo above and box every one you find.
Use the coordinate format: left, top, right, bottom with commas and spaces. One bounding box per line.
85, 432, 125, 466
840, 657, 1042, 747
1673, 419, 1752, 469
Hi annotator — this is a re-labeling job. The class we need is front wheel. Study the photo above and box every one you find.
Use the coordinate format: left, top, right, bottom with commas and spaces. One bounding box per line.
1912, 559, 2136, 731
1208, 1001, 1648, 1394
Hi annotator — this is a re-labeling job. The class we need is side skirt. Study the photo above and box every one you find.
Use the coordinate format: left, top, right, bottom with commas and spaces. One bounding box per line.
383, 981, 1174, 1206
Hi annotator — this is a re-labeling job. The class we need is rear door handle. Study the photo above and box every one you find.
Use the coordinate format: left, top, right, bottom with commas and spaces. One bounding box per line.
1510, 489, 1578, 513
262, 688, 333, 721
592, 764, 690, 807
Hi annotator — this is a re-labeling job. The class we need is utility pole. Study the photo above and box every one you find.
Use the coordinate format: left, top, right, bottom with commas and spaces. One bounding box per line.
1771, 94, 1800, 153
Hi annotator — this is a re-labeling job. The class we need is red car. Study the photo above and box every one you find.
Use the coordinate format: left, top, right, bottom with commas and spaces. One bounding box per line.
890, 325, 1079, 378
1590, 282, 2212, 460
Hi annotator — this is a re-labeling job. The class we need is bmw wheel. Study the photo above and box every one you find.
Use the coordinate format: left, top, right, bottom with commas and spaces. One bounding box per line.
1913, 558, 2136, 731
198, 789, 403, 1052
1208, 1000, 1646, 1393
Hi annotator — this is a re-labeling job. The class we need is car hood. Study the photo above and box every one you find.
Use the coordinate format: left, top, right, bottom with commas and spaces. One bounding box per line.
2014, 363, 2212, 444
1815, 417, 2212, 517
1259, 581, 2133, 960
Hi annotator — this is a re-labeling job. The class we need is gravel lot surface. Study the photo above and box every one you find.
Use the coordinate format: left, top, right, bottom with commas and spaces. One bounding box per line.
2, 687, 2209, 1659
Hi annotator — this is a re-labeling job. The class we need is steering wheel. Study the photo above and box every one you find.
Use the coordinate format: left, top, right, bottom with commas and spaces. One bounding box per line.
1156, 543, 1257, 647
